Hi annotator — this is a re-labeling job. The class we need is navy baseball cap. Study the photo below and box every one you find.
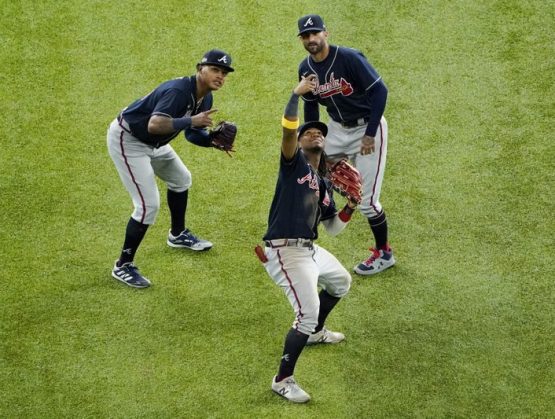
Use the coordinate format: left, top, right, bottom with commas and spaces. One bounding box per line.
298, 121, 328, 138
198, 49, 234, 72
297, 14, 326, 35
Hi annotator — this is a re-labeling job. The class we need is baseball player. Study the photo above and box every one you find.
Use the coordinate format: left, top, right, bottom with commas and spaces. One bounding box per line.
296, 14, 396, 276
106, 49, 234, 288
257, 75, 357, 403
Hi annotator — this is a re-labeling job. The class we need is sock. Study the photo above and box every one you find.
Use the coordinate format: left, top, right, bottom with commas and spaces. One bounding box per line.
117, 217, 149, 266
276, 328, 309, 382
167, 189, 188, 236
368, 210, 389, 250
314, 290, 341, 333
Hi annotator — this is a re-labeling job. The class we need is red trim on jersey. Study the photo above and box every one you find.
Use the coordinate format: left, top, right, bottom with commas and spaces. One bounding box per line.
119, 129, 147, 224
368, 120, 384, 213
277, 249, 304, 326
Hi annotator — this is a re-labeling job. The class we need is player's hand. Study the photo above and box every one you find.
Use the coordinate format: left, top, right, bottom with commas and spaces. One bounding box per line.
191, 109, 218, 128
361, 135, 375, 155
293, 74, 317, 96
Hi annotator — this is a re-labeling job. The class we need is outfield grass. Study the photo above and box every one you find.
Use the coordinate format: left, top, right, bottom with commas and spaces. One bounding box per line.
1, 0, 553, 417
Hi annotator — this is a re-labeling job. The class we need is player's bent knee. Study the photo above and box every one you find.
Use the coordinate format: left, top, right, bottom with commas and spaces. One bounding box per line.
327, 274, 352, 298
135, 203, 160, 225
294, 305, 319, 335
359, 204, 381, 219
167, 177, 191, 192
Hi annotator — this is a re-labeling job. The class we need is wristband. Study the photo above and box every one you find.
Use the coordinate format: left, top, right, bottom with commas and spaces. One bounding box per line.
281, 117, 300, 130
338, 205, 355, 222
172, 116, 192, 131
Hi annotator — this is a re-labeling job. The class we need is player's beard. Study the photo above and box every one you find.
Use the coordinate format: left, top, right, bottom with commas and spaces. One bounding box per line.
303, 143, 324, 154
305, 39, 325, 55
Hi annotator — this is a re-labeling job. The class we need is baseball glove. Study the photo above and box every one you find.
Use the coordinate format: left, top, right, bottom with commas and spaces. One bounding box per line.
210, 121, 237, 156
327, 159, 363, 205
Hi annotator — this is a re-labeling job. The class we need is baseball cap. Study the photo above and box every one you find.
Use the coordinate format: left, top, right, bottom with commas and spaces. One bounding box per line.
297, 14, 326, 35
198, 49, 235, 72
298, 121, 328, 138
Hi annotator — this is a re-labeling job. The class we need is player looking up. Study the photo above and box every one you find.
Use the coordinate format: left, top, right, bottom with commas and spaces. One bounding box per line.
297, 14, 396, 276
106, 49, 234, 288
257, 75, 357, 403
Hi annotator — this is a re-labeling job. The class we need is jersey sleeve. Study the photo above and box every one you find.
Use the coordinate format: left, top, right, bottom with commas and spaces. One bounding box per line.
184, 127, 211, 147
152, 89, 188, 118
280, 146, 302, 166
346, 49, 382, 91
303, 99, 319, 122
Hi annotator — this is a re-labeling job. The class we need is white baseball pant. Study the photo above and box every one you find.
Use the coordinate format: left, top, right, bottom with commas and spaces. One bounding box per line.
106, 118, 191, 225
325, 116, 388, 218
263, 243, 351, 336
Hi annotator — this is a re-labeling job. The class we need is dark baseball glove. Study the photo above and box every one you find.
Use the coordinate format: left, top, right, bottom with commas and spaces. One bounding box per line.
209, 121, 237, 156
327, 159, 362, 205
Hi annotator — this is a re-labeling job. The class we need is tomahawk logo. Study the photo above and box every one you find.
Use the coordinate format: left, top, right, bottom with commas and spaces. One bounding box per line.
218, 55, 228, 63
304, 17, 314, 27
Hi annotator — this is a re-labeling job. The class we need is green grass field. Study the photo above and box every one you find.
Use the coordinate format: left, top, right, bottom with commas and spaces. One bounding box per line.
1, 0, 553, 417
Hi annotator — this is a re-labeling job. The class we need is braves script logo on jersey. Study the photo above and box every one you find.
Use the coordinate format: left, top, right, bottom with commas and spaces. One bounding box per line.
314, 72, 353, 98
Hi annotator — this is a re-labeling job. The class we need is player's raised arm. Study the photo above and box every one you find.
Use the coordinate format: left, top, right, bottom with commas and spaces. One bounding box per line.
281, 75, 317, 160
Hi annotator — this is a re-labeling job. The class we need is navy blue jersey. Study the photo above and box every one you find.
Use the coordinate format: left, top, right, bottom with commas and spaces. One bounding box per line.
263, 148, 337, 241
121, 75, 212, 147
299, 45, 386, 135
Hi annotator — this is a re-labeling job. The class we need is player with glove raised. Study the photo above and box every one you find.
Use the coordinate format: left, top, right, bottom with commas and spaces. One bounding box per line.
258, 75, 357, 403
106, 49, 236, 288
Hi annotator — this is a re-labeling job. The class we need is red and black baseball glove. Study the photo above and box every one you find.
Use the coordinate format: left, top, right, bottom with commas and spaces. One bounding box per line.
327, 159, 362, 205
209, 121, 237, 156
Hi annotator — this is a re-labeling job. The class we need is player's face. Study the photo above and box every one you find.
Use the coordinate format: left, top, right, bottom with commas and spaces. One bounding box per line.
299, 31, 328, 55
198, 65, 229, 90
299, 128, 325, 152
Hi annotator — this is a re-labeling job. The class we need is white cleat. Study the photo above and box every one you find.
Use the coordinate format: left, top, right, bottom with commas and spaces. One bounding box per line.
306, 327, 345, 345
167, 229, 213, 251
271, 375, 311, 403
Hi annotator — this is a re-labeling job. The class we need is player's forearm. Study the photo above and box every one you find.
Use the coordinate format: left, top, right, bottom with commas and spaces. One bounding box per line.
284, 92, 300, 118
364, 80, 388, 137
321, 204, 355, 236
322, 217, 348, 236
148, 114, 191, 135
282, 93, 300, 158
184, 128, 212, 147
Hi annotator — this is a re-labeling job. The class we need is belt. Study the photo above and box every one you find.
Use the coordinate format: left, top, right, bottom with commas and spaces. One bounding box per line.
339, 117, 370, 128
117, 114, 132, 134
264, 239, 314, 249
